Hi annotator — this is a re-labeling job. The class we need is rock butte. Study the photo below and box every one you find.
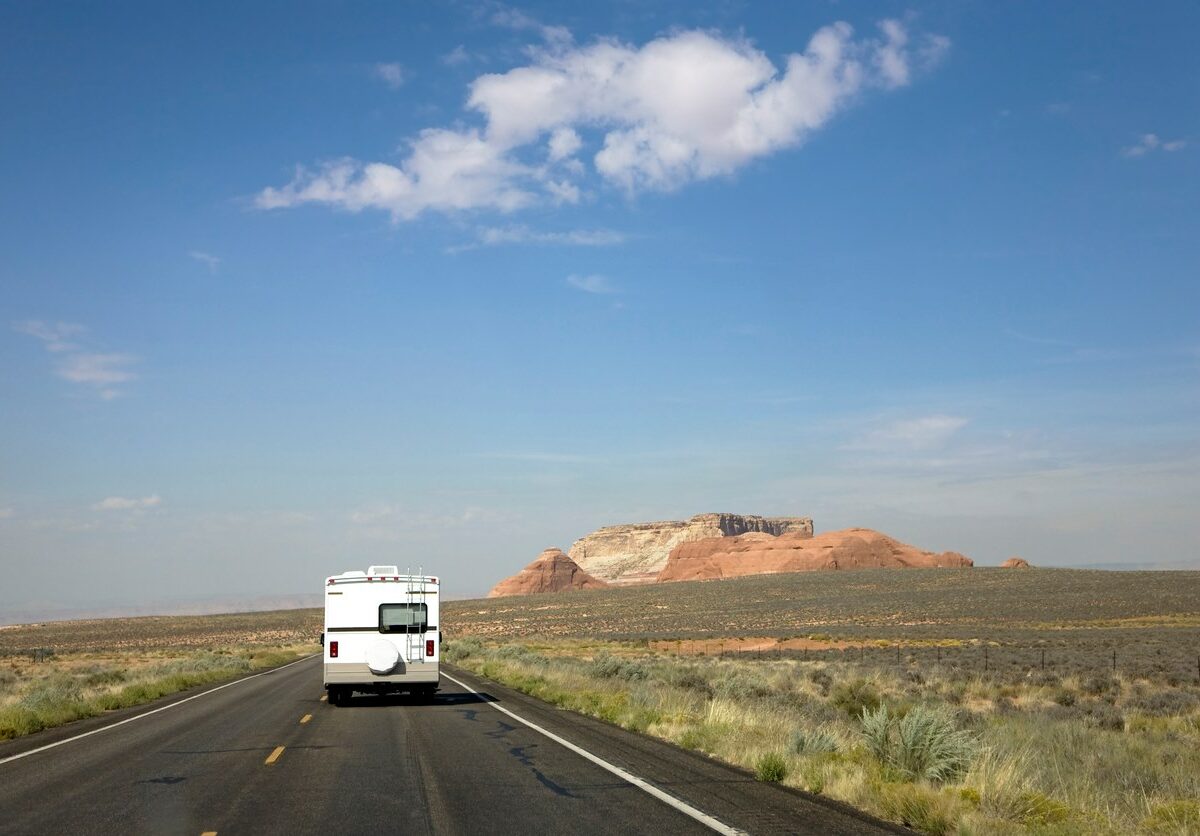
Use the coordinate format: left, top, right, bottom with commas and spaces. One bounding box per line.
1001, 557, 1032, 568
487, 548, 609, 598
656, 527, 974, 583
569, 513, 814, 584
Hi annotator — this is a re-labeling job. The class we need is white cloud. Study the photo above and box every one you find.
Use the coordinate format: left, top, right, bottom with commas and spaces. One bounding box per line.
849, 415, 969, 451
257, 131, 536, 220
258, 19, 946, 220
374, 62, 406, 89
547, 127, 582, 161
0, 508, 13, 520
188, 250, 220, 272
93, 494, 162, 512
15, 321, 139, 398
566, 274, 617, 294
1123, 133, 1187, 158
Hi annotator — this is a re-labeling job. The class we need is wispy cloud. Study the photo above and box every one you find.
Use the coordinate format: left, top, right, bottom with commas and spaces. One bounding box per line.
0, 507, 14, 520
488, 6, 572, 47
93, 494, 162, 511
14, 320, 84, 353
373, 62, 406, 89
566, 274, 618, 294
14, 320, 139, 399
347, 503, 507, 542
442, 45, 471, 66
451, 225, 627, 252
257, 19, 947, 221
189, 250, 221, 272
477, 451, 599, 464
846, 414, 969, 452
1122, 133, 1187, 158
1004, 328, 1075, 348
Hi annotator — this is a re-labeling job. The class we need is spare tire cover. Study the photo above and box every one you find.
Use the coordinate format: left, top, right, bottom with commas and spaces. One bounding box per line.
366, 640, 401, 675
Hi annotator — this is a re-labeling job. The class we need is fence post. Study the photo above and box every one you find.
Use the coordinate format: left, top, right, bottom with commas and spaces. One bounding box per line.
1112, 650, 1117, 674
1041, 648, 1045, 671
984, 646, 988, 673
896, 644, 901, 664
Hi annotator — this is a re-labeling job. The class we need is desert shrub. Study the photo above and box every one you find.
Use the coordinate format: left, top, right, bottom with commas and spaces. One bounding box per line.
590, 653, 649, 682
0, 669, 18, 694
1080, 675, 1119, 696
808, 668, 833, 695
754, 751, 788, 782
19, 675, 83, 712
831, 678, 880, 718
148, 654, 250, 677
790, 726, 839, 755
1141, 799, 1200, 833
1079, 700, 1125, 731
714, 669, 771, 700
1028, 670, 1060, 688
494, 644, 547, 665
860, 704, 978, 783
443, 637, 483, 662
82, 666, 127, 687
1129, 689, 1200, 717
1052, 688, 1076, 707
666, 666, 713, 696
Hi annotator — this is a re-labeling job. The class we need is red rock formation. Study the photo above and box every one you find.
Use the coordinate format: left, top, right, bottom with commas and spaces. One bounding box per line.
570, 513, 813, 584
488, 549, 611, 597
1000, 557, 1031, 568
657, 528, 974, 583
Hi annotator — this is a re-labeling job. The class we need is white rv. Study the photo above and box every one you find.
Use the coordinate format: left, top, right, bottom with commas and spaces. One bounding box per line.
322, 566, 440, 705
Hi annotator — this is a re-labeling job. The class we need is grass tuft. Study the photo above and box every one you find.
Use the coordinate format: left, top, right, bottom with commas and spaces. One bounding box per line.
754, 751, 789, 782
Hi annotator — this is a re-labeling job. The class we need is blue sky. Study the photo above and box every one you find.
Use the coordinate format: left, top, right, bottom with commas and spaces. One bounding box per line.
2, 1, 1197, 615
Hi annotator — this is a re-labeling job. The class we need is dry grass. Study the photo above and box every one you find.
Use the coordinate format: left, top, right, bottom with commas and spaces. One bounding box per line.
0, 645, 311, 740
445, 633, 1200, 835
0, 610, 322, 741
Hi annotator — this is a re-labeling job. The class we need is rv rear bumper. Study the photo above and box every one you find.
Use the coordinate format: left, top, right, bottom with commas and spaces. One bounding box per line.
324, 661, 439, 688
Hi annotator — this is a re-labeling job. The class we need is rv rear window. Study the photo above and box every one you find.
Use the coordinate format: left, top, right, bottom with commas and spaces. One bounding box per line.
379, 603, 430, 633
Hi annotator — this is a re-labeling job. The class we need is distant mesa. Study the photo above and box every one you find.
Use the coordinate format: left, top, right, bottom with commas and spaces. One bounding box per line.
488, 549, 610, 598
489, 515, 977, 597
1001, 557, 1032, 569
656, 527, 974, 583
569, 513, 814, 585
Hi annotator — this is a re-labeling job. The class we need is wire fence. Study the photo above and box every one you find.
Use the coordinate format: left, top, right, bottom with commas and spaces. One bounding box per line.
664, 640, 1200, 683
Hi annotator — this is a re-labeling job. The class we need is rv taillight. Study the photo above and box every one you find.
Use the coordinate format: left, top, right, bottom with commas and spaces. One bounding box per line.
329, 641, 338, 658
426, 640, 434, 657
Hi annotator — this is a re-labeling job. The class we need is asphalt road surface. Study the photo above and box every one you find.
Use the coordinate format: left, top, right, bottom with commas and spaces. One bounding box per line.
0, 656, 906, 835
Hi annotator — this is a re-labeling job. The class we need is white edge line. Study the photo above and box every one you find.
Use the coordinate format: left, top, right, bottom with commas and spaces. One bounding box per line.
443, 672, 746, 836
0, 653, 320, 767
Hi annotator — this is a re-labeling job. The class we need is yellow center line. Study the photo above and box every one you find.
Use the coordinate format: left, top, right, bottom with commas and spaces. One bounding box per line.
300, 714, 312, 724
201, 832, 217, 835
264, 746, 285, 765
319, 694, 327, 702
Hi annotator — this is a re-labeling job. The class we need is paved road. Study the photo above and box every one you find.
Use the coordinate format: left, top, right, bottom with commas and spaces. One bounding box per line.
0, 656, 904, 835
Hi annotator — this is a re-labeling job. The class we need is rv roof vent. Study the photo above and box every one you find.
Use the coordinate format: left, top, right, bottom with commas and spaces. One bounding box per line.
368, 565, 400, 576
342, 570, 367, 577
